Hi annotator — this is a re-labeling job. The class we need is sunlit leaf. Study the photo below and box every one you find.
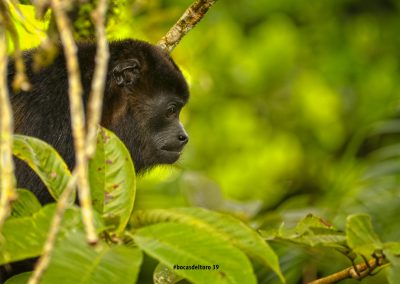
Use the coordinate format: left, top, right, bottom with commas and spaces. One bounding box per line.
12, 135, 74, 203
346, 214, 382, 256
131, 208, 284, 283
88, 127, 136, 234
132, 223, 257, 284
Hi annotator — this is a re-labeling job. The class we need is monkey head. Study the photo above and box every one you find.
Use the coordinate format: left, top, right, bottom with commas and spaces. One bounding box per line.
101, 40, 190, 172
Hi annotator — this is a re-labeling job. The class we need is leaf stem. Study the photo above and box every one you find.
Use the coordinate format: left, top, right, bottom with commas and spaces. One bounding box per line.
50, 0, 98, 245
86, 0, 109, 157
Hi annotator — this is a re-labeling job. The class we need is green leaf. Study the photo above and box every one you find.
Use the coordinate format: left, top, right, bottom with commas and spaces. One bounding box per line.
12, 135, 74, 203
131, 208, 284, 283
132, 223, 257, 284
261, 214, 346, 250
346, 214, 382, 256
11, 189, 42, 217
294, 214, 333, 234
39, 231, 143, 284
88, 127, 136, 234
0, 205, 83, 264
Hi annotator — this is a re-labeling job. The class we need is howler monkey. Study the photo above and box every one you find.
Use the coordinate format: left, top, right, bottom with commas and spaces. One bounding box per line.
8, 39, 190, 205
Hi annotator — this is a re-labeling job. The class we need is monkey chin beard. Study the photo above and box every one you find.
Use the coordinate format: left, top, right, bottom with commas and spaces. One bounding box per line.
159, 142, 186, 165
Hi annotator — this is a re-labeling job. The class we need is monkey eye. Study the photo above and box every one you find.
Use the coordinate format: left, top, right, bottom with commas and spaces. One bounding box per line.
166, 105, 178, 118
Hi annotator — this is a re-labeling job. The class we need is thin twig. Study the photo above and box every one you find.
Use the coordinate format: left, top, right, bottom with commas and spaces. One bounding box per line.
28, 174, 78, 284
0, 6, 17, 233
157, 0, 218, 53
86, 0, 109, 157
28, 1, 108, 280
50, 0, 98, 244
308, 256, 388, 284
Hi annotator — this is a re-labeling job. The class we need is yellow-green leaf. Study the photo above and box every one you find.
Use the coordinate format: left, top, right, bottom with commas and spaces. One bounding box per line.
131, 207, 284, 283
89, 127, 136, 234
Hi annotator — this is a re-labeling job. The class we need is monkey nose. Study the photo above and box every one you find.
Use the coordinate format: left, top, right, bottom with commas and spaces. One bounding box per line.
178, 134, 189, 146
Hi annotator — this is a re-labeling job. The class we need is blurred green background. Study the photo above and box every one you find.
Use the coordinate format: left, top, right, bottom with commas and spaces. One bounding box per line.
13, 0, 400, 282
126, 1, 400, 282
122, 0, 400, 225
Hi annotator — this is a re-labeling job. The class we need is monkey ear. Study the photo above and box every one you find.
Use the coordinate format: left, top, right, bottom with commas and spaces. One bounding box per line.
112, 59, 141, 86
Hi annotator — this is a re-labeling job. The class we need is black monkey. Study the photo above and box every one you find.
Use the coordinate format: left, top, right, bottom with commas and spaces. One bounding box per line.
8, 39, 190, 205
0, 39, 189, 282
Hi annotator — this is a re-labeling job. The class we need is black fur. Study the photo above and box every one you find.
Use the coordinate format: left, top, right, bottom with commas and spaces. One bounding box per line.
9, 39, 190, 204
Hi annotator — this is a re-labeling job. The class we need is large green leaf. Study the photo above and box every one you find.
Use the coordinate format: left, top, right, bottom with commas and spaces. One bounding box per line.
12, 135, 74, 203
39, 231, 142, 284
11, 189, 42, 217
131, 208, 284, 283
0, 205, 82, 264
346, 214, 382, 256
88, 127, 136, 234
132, 222, 257, 284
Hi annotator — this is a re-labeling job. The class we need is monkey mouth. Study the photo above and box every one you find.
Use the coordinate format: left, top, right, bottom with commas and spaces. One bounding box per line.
160, 146, 183, 163
160, 144, 183, 153
160, 150, 181, 163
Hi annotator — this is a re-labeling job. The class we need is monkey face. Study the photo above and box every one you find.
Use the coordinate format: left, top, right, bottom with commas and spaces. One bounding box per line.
103, 40, 190, 172
117, 93, 189, 172
146, 95, 189, 164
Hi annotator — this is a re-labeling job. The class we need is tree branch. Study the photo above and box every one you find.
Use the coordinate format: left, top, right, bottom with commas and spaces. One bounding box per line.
0, 4, 17, 233
86, 0, 109, 157
308, 256, 388, 284
157, 0, 218, 53
29, 1, 109, 281
49, 0, 98, 244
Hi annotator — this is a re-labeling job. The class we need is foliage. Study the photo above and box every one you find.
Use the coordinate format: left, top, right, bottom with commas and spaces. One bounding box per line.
1, 129, 282, 284
2, 0, 400, 283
